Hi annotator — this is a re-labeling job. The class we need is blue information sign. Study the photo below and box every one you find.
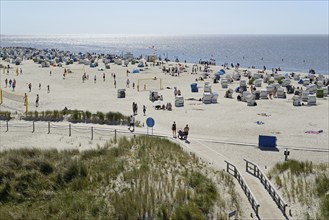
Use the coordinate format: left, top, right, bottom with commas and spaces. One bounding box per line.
146, 117, 155, 128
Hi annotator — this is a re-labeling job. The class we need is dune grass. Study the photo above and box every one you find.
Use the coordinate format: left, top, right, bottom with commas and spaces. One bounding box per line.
268, 159, 329, 219
0, 136, 241, 219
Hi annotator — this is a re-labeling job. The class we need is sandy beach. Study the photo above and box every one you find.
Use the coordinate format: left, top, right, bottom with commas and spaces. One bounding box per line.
1, 54, 328, 219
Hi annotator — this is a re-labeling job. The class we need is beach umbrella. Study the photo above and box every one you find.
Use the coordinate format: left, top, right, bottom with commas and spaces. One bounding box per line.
133, 69, 140, 73
218, 69, 225, 75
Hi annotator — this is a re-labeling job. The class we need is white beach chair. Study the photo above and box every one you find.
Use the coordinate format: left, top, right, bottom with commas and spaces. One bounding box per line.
306, 84, 317, 94
303, 78, 310, 86
293, 74, 300, 81
307, 94, 316, 106
301, 91, 309, 102
293, 95, 301, 106
255, 79, 262, 87
240, 80, 247, 87
316, 81, 323, 88
276, 88, 286, 98
221, 79, 228, 88
175, 96, 184, 107
204, 82, 212, 93
211, 92, 219, 103
202, 92, 212, 104
282, 79, 291, 87
260, 89, 268, 99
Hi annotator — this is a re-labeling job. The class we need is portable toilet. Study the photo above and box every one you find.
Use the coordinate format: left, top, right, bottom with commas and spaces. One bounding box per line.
191, 83, 198, 92
175, 96, 184, 107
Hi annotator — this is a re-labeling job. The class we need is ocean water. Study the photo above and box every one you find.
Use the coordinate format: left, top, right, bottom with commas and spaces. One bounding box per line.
1, 34, 328, 74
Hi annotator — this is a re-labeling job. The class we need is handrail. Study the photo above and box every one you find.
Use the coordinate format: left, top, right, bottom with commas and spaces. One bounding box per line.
244, 159, 288, 216
224, 160, 259, 217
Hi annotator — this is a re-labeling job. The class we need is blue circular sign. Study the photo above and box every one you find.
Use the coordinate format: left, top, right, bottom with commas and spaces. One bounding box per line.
146, 117, 155, 128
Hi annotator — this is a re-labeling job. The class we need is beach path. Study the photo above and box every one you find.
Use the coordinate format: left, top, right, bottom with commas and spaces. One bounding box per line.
185, 139, 285, 219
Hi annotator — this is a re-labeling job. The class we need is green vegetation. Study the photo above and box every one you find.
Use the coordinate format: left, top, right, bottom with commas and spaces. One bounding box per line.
0, 111, 12, 120
23, 109, 136, 126
0, 136, 241, 219
268, 159, 329, 219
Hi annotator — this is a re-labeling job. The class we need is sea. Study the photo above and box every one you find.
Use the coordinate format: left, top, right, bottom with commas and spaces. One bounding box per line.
1, 34, 328, 74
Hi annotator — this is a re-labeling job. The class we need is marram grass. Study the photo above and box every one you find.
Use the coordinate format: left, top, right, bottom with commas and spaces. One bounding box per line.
0, 136, 241, 219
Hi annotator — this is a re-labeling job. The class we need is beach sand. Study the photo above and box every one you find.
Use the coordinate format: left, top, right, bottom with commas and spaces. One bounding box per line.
0, 58, 328, 218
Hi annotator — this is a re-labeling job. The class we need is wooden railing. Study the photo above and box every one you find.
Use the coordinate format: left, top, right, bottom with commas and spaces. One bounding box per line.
244, 159, 288, 216
224, 160, 259, 217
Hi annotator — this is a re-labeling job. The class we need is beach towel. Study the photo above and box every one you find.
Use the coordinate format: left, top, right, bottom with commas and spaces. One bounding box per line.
305, 130, 323, 134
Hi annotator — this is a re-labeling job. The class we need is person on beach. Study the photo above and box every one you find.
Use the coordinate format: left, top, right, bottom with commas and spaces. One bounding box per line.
47, 85, 50, 93
94, 75, 96, 83
28, 83, 31, 92
20, 68, 22, 74
103, 73, 105, 82
12, 79, 16, 91
126, 78, 130, 88
9, 79, 12, 88
114, 79, 116, 88
39, 83, 41, 90
143, 105, 146, 116
35, 94, 39, 107
5, 78, 8, 87
172, 121, 177, 138
50, 70, 52, 76
184, 124, 189, 141
128, 115, 135, 131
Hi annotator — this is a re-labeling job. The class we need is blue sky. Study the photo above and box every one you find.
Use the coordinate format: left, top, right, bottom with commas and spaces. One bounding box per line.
1, 0, 328, 35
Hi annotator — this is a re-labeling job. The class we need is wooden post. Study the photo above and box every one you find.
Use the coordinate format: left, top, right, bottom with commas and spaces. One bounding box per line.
69, 124, 71, 136
48, 122, 50, 134
91, 126, 93, 140
114, 129, 117, 143
32, 121, 35, 133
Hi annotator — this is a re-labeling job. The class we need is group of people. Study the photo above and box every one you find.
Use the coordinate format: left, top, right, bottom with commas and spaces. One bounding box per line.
4, 78, 16, 91
171, 122, 190, 142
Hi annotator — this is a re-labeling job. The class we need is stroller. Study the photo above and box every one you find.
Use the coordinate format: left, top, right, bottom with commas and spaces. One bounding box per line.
178, 129, 185, 140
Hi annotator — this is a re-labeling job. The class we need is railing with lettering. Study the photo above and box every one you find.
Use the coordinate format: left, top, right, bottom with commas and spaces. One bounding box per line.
244, 159, 288, 216
224, 160, 259, 217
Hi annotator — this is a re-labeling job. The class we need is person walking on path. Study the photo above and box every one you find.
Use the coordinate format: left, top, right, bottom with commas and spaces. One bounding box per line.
184, 124, 190, 142
35, 94, 39, 107
128, 115, 135, 132
172, 121, 177, 138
